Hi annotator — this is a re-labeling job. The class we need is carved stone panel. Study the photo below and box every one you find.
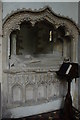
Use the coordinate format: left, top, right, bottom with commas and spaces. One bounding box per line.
5, 69, 67, 108
26, 85, 34, 101
12, 84, 22, 102
37, 85, 45, 99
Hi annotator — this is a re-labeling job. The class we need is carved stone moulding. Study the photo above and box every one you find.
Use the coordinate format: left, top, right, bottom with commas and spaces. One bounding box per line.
3, 6, 80, 38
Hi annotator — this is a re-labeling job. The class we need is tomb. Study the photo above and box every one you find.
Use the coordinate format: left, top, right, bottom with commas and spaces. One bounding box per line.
2, 6, 80, 118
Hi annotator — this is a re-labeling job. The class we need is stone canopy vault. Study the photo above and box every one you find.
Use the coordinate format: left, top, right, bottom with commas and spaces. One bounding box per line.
2, 6, 80, 118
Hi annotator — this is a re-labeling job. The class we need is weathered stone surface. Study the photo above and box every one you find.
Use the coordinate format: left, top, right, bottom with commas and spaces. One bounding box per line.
0, 1, 2, 119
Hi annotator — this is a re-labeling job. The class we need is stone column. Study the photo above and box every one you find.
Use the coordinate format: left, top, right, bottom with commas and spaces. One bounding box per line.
72, 38, 78, 62
63, 39, 67, 59
11, 34, 16, 55
71, 36, 79, 109
0, 1, 2, 119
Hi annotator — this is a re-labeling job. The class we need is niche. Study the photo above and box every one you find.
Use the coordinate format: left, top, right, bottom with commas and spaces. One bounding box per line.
10, 20, 54, 57
9, 20, 71, 61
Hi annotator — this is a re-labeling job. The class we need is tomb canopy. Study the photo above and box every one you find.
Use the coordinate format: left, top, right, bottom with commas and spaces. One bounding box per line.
3, 6, 80, 69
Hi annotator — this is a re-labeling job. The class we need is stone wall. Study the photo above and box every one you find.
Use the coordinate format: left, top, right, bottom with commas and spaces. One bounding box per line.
0, 83, 1, 119
0, 1, 2, 119
78, 2, 80, 110
0, 1, 2, 84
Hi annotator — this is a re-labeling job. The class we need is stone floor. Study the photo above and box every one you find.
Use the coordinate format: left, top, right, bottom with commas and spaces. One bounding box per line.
2, 107, 80, 120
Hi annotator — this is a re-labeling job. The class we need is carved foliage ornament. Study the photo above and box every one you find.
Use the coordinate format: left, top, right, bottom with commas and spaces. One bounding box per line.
3, 6, 80, 38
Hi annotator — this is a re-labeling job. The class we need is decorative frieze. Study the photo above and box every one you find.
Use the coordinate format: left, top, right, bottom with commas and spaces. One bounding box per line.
6, 69, 67, 107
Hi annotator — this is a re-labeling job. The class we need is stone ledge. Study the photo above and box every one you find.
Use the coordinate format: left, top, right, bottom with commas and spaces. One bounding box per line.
3, 67, 59, 74
3, 98, 64, 118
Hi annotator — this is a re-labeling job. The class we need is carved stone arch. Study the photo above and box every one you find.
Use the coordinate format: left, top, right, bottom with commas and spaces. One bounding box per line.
8, 27, 20, 37
10, 80, 23, 88
2, 6, 80, 70
3, 6, 80, 36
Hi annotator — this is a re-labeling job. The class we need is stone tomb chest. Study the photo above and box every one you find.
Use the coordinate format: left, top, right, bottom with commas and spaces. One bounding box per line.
2, 6, 80, 118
